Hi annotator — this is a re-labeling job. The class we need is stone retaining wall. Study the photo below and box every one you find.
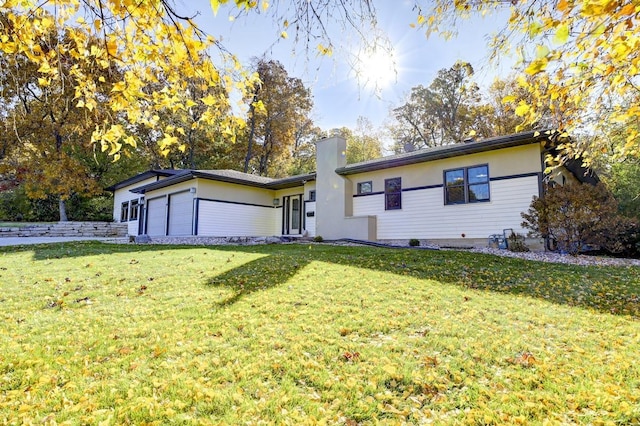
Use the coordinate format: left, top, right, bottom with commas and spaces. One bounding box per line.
0, 222, 128, 238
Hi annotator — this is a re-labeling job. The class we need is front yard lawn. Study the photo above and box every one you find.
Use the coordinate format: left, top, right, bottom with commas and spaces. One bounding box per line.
1, 242, 638, 424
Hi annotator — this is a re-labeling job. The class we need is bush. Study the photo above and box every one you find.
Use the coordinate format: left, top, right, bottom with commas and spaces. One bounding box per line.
521, 182, 635, 255
506, 232, 529, 252
313, 235, 324, 242
408, 238, 420, 247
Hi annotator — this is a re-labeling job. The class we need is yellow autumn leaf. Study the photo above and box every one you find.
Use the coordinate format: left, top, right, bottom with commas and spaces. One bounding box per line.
525, 58, 548, 75
201, 94, 217, 106
37, 61, 52, 74
554, 23, 570, 44
106, 40, 117, 56
382, 364, 397, 375
535, 44, 550, 59
210, 0, 224, 15
515, 103, 530, 116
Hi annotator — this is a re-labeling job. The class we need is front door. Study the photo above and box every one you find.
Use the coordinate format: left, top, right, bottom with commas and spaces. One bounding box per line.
282, 195, 303, 235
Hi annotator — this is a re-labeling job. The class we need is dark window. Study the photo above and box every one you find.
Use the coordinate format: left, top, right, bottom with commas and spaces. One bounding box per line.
445, 165, 490, 205
120, 201, 129, 222
309, 190, 316, 201
130, 199, 139, 221
385, 178, 402, 210
357, 181, 373, 195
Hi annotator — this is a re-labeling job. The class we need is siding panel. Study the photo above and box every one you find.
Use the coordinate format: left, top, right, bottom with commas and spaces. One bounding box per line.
198, 200, 276, 237
353, 176, 538, 239
305, 201, 316, 237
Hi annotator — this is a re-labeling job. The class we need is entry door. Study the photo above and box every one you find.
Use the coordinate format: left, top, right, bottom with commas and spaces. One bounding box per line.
282, 195, 303, 235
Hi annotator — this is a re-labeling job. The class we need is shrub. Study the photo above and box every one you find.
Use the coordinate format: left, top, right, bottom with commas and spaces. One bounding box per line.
521, 182, 635, 255
313, 235, 324, 242
506, 232, 529, 252
408, 238, 420, 247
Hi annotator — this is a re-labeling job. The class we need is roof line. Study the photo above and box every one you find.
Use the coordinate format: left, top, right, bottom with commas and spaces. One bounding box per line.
336, 130, 549, 175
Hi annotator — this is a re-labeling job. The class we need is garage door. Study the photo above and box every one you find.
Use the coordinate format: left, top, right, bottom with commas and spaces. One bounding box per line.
146, 196, 167, 236
168, 191, 193, 236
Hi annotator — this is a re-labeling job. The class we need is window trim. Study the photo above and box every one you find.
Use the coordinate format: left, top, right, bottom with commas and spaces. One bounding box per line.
384, 177, 402, 210
120, 201, 129, 222
444, 164, 490, 205
357, 181, 373, 195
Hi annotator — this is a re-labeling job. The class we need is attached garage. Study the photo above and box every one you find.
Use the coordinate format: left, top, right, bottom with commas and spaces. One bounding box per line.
145, 196, 167, 236
168, 191, 194, 236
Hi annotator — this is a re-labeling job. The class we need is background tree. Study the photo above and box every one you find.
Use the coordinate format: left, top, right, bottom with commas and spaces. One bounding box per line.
288, 118, 325, 175
242, 59, 313, 177
341, 117, 384, 164
0, 27, 122, 220
418, 0, 640, 165
389, 62, 480, 152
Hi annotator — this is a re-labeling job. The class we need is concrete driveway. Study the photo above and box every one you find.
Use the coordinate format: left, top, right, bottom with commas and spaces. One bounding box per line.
0, 237, 128, 246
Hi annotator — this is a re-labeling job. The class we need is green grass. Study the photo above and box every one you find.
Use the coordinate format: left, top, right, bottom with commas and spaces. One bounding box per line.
0, 222, 54, 228
0, 242, 639, 425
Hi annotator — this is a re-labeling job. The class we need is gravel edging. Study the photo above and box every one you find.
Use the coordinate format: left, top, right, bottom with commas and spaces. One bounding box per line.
466, 247, 640, 267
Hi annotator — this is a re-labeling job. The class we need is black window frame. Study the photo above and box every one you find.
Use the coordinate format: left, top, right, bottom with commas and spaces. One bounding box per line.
384, 177, 402, 210
444, 164, 490, 205
130, 199, 139, 221
120, 201, 129, 222
308, 190, 316, 202
357, 181, 373, 195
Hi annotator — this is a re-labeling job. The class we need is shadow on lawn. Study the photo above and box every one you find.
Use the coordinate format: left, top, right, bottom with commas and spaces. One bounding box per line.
5, 241, 639, 317
207, 253, 305, 306
206, 244, 640, 318
0, 240, 197, 261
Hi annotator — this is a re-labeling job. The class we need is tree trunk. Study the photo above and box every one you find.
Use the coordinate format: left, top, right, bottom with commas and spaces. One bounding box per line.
243, 90, 260, 173
59, 198, 68, 222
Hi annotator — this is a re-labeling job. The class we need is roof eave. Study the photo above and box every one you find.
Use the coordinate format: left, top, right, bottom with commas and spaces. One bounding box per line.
130, 173, 195, 194
105, 170, 178, 192
265, 173, 316, 190
336, 131, 547, 176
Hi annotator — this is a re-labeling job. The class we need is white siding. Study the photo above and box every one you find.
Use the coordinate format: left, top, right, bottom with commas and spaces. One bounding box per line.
168, 191, 194, 236
197, 200, 276, 237
353, 176, 538, 239
304, 201, 316, 237
112, 177, 158, 235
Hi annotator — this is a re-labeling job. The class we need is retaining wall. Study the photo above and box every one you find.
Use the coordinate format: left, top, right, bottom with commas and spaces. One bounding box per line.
0, 222, 128, 238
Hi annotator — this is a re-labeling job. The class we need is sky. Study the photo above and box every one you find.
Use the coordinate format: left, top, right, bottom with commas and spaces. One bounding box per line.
177, 1, 515, 133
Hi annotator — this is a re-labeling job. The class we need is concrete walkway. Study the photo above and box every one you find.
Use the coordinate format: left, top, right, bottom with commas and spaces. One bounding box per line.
0, 237, 129, 246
